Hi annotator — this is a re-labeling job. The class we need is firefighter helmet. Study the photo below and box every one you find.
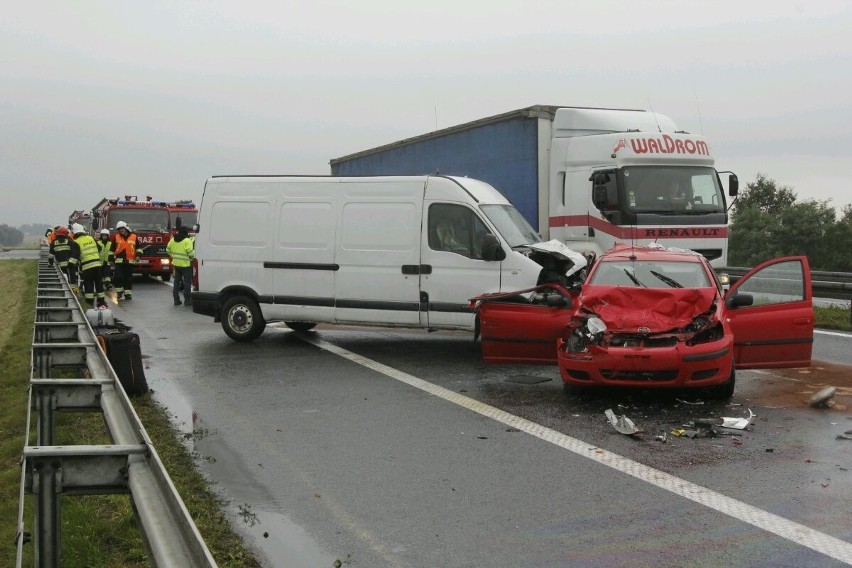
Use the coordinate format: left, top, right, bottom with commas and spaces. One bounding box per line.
100, 229, 110, 236
116, 221, 128, 230
71, 223, 86, 235
56, 227, 69, 237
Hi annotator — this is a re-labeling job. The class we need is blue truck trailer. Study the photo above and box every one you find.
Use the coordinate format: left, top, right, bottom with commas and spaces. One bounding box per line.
330, 105, 737, 266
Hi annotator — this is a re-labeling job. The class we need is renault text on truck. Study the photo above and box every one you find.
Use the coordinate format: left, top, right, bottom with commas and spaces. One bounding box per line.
91, 196, 198, 281
192, 175, 588, 341
330, 105, 738, 267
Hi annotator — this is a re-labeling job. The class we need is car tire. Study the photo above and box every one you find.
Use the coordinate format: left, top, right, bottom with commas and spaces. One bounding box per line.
161, 273, 171, 282
221, 295, 266, 341
708, 366, 736, 400
285, 322, 317, 333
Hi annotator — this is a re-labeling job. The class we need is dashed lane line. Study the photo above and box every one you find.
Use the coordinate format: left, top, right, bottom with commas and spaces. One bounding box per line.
300, 333, 852, 565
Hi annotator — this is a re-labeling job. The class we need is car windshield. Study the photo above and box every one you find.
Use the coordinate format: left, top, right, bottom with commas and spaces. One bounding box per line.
589, 259, 713, 289
480, 204, 540, 247
108, 209, 170, 233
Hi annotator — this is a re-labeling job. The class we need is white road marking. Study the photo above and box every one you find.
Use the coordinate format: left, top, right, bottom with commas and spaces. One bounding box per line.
815, 329, 852, 338
301, 334, 852, 565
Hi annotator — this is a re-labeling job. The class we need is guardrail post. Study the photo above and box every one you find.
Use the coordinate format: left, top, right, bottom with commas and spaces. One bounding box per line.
33, 458, 61, 568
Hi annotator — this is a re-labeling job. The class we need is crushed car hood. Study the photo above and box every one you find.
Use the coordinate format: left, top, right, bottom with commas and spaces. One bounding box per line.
526, 240, 587, 277
579, 286, 718, 333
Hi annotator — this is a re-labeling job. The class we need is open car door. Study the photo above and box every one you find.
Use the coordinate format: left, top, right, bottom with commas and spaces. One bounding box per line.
725, 256, 814, 369
474, 284, 576, 365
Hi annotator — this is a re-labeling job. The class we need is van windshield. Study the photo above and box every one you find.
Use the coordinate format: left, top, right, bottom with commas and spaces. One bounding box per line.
480, 204, 541, 247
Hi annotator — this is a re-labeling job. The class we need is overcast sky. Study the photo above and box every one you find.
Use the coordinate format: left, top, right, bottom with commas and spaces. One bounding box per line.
2, 0, 850, 227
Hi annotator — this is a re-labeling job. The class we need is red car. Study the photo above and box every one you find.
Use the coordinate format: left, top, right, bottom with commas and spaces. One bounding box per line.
472, 244, 814, 398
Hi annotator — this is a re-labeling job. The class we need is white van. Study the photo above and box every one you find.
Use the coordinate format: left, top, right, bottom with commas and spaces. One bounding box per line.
192, 175, 586, 341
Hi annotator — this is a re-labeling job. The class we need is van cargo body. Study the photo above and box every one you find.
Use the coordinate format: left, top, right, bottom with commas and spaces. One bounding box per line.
330, 105, 736, 267
192, 175, 583, 341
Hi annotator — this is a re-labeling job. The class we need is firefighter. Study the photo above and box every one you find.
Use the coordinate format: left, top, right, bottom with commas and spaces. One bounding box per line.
166, 224, 194, 306
97, 228, 115, 289
71, 224, 107, 308
49, 227, 76, 282
112, 221, 138, 300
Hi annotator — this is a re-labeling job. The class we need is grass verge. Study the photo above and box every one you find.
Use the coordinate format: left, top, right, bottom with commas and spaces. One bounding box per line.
0, 260, 260, 567
814, 305, 852, 332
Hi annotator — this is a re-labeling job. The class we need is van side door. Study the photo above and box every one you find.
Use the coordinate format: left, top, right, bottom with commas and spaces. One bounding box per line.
333, 180, 425, 326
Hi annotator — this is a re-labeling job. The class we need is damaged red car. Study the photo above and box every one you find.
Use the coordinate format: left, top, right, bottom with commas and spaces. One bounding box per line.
472, 244, 814, 399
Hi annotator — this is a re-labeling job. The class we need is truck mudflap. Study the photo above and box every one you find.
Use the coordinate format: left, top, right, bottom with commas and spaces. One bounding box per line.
191, 291, 220, 320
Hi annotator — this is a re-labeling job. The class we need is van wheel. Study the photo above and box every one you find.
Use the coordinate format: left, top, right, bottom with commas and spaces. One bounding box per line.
708, 366, 736, 400
285, 322, 317, 332
221, 296, 266, 341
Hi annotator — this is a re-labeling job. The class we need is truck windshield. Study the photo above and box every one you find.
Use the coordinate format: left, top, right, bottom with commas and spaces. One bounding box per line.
108, 209, 170, 233
480, 204, 541, 247
623, 166, 725, 214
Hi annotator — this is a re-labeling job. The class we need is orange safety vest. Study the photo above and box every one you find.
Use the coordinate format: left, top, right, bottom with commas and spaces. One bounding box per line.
113, 232, 138, 262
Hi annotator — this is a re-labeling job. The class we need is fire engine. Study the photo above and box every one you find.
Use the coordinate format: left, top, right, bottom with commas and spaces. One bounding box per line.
90, 196, 198, 281
68, 209, 92, 230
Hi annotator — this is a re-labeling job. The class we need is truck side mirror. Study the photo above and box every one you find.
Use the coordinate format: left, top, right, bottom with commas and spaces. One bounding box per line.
592, 185, 618, 210
480, 233, 506, 262
728, 173, 739, 197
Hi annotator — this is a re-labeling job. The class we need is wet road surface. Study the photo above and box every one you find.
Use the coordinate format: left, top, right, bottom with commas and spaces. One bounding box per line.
113, 278, 852, 567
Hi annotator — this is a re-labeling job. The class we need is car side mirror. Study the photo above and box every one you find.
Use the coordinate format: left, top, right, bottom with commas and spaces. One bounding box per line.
725, 292, 753, 309
480, 233, 506, 262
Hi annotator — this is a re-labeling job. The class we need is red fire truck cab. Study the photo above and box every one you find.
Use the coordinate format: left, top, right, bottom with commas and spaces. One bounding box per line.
91, 196, 197, 281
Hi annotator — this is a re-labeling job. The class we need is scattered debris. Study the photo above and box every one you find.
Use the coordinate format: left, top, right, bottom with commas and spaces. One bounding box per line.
810, 386, 837, 408
836, 430, 852, 441
604, 408, 642, 435
506, 375, 552, 384
676, 398, 704, 406
655, 433, 667, 443
720, 409, 755, 430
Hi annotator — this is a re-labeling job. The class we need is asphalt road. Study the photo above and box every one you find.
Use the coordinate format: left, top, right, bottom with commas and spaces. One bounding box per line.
107, 278, 852, 567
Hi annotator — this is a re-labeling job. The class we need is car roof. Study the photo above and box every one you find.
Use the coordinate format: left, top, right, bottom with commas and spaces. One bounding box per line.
598, 244, 706, 263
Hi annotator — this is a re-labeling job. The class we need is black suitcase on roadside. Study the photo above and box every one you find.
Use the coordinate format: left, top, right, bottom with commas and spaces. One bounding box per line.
97, 331, 149, 396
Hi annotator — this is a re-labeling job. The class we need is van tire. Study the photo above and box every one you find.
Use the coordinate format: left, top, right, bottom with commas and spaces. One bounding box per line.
221, 296, 266, 341
285, 322, 317, 332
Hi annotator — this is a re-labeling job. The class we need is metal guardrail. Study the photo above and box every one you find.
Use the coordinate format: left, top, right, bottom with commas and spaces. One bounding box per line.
16, 250, 217, 567
719, 266, 852, 302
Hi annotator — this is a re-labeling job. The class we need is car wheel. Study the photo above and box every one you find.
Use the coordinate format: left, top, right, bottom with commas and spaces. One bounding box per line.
708, 366, 736, 400
161, 273, 171, 282
221, 295, 266, 341
285, 321, 317, 332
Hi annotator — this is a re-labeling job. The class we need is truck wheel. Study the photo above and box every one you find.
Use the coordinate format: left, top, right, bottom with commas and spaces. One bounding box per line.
161, 273, 171, 282
285, 322, 317, 332
221, 296, 266, 341
708, 366, 736, 400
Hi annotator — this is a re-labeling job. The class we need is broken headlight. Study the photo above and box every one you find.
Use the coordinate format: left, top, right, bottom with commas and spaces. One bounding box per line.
566, 315, 607, 353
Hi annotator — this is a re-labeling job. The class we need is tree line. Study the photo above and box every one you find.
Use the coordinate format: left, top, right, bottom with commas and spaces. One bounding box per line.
728, 173, 852, 272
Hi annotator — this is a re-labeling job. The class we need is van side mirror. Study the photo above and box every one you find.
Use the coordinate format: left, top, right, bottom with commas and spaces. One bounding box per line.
480, 234, 506, 262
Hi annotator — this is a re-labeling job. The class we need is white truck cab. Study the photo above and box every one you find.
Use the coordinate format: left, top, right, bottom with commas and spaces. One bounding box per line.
192, 175, 586, 341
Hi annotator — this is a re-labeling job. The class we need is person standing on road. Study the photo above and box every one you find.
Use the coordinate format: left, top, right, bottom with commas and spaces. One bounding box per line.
72, 224, 107, 308
97, 228, 115, 289
166, 225, 194, 306
49, 227, 75, 282
112, 221, 138, 301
